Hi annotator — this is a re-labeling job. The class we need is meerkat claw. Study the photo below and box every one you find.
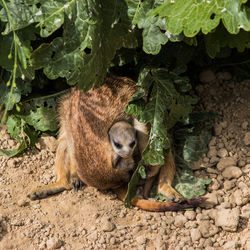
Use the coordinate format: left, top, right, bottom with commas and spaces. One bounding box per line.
72, 178, 83, 192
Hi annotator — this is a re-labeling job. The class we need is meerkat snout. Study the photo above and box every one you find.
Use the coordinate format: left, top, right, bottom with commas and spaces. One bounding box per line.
108, 121, 137, 158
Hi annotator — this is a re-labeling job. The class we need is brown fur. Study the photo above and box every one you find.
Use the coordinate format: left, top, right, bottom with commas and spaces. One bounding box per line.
28, 76, 204, 211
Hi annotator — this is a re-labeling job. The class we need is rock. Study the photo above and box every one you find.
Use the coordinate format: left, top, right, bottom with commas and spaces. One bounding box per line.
207, 147, 217, 158
214, 125, 222, 136
165, 216, 174, 225
238, 181, 249, 197
220, 121, 228, 129
136, 235, 147, 244
88, 231, 98, 241
217, 148, 228, 158
241, 121, 249, 130
184, 211, 196, 221
101, 218, 115, 232
8, 139, 16, 147
199, 220, 219, 238
217, 157, 236, 171
244, 132, 250, 146
223, 240, 238, 249
46, 238, 63, 249
219, 202, 231, 209
199, 70, 216, 83
222, 166, 242, 179
210, 179, 220, 191
8, 159, 17, 168
190, 228, 202, 242
215, 208, 240, 232
210, 156, 219, 164
110, 237, 116, 245
17, 198, 29, 207
36, 136, 57, 152
246, 240, 250, 250
224, 180, 235, 191
154, 236, 166, 250
232, 189, 248, 206
174, 214, 187, 227
243, 164, 250, 174
241, 203, 250, 218
238, 160, 246, 167
200, 192, 218, 208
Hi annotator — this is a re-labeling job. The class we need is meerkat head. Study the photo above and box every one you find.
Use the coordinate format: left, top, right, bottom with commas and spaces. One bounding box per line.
108, 121, 137, 158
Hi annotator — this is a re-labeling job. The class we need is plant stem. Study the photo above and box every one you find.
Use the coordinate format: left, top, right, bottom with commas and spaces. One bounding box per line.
1, 0, 19, 123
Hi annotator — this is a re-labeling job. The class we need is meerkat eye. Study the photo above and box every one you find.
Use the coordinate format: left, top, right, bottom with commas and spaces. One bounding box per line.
114, 141, 122, 149
129, 141, 136, 148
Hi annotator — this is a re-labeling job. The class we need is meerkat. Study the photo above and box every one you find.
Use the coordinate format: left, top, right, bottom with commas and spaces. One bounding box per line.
108, 121, 137, 172
28, 76, 204, 211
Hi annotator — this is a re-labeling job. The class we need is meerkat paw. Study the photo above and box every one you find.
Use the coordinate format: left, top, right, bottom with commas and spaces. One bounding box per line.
157, 185, 184, 203
71, 175, 84, 192
28, 187, 49, 200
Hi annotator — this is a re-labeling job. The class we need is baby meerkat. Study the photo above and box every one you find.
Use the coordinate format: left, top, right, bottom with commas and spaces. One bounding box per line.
109, 121, 137, 171
28, 76, 204, 211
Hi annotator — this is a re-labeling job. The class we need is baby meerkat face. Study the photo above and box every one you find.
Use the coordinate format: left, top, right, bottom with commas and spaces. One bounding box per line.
108, 121, 137, 158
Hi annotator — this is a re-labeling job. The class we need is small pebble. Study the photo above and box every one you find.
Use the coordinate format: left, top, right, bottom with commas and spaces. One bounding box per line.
222, 166, 242, 179
217, 148, 228, 158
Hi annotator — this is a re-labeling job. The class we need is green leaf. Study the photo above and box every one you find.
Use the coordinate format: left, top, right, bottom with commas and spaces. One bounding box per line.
0, 0, 39, 34
174, 168, 211, 199
1, 114, 39, 157
167, 95, 198, 130
150, 0, 250, 36
127, 0, 183, 54
0, 28, 35, 79
0, 140, 27, 157
173, 124, 213, 198
125, 67, 198, 206
6, 115, 24, 141
175, 127, 212, 165
183, 112, 218, 125
17, 97, 58, 132
31, 0, 138, 90
138, 164, 147, 179
140, 16, 168, 55
0, 76, 32, 111
124, 163, 144, 208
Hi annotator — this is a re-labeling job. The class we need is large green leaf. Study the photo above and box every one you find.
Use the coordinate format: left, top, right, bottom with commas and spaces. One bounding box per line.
30, 0, 138, 90
150, 0, 250, 36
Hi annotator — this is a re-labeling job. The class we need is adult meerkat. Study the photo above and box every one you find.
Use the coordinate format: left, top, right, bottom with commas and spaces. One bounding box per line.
28, 76, 203, 211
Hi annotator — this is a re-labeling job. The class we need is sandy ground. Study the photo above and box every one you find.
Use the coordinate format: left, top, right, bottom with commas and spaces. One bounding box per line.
0, 70, 249, 250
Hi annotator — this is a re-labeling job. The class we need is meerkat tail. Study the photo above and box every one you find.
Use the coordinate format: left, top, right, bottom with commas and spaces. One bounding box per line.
114, 186, 206, 212
27, 180, 72, 200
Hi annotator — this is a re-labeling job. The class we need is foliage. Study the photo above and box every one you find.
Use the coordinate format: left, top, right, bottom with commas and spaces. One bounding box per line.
0, 0, 249, 204
173, 114, 216, 199
125, 67, 198, 206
